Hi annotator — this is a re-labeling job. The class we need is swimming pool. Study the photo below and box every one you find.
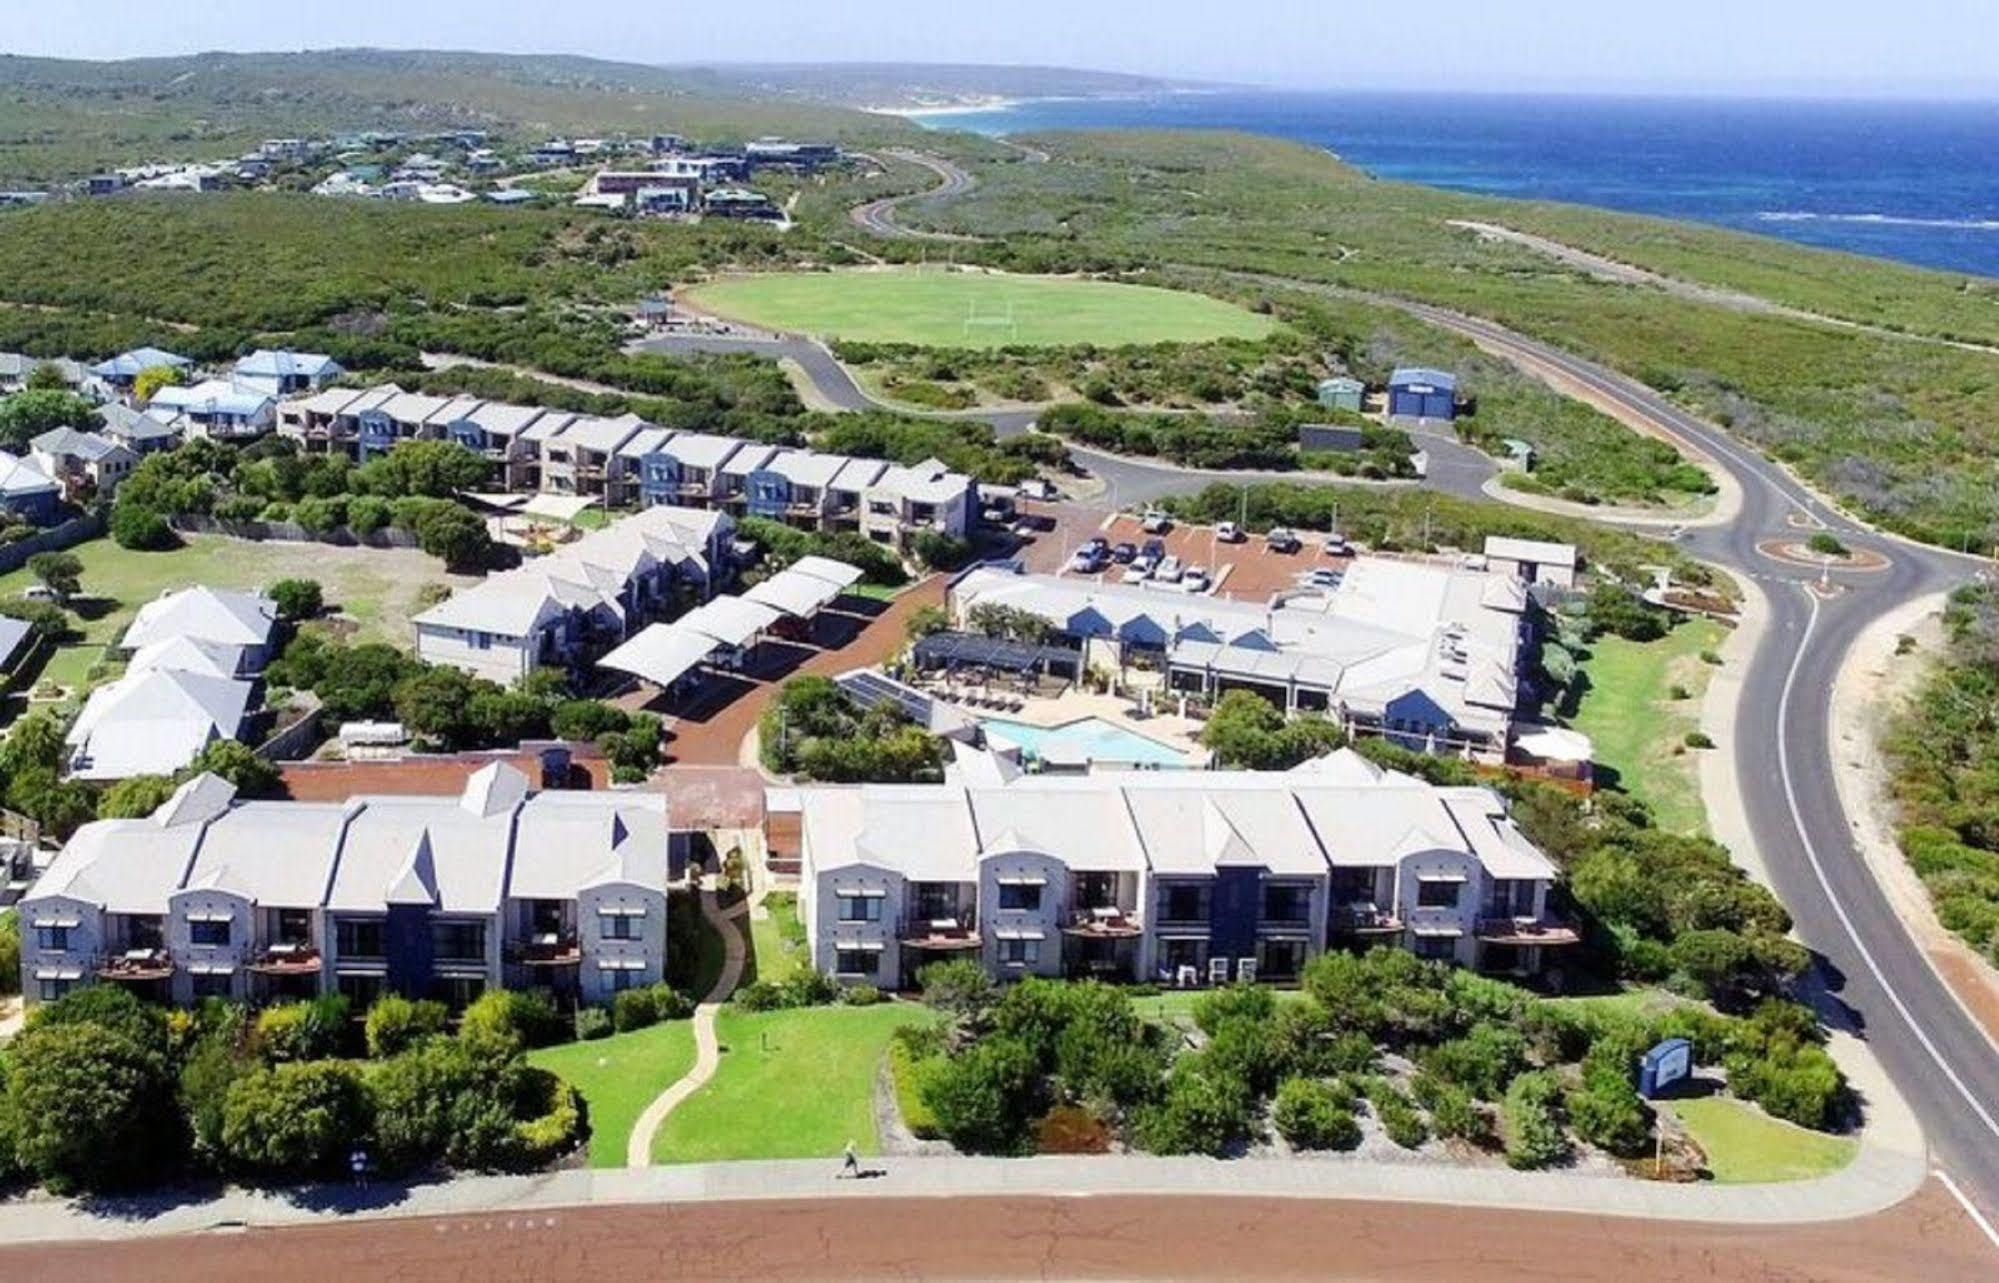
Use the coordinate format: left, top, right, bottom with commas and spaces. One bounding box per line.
978, 716, 1196, 770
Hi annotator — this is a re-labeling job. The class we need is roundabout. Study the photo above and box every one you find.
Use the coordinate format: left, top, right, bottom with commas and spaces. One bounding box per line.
1756, 538, 1893, 572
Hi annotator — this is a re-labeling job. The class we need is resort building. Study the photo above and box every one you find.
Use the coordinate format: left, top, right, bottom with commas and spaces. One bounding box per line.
0, 451, 64, 525
16, 765, 670, 1009
148, 380, 277, 440
30, 426, 138, 501
791, 748, 1572, 990
233, 350, 345, 396
949, 559, 1534, 757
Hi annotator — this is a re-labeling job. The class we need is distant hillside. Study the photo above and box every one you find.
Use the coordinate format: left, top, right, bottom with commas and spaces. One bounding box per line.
688, 62, 1193, 110
0, 48, 926, 183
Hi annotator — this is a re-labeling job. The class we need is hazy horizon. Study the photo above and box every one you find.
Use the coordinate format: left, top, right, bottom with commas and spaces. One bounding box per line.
8, 1, 1999, 102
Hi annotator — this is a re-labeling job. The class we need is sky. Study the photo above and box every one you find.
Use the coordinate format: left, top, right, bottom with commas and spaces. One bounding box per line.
8, 0, 1999, 100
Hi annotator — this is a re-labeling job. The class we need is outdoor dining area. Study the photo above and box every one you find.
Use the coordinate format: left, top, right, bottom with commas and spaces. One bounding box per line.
906, 631, 1081, 712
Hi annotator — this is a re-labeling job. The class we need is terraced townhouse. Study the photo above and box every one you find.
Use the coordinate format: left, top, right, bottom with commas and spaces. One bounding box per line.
16, 764, 672, 1010
792, 748, 1575, 990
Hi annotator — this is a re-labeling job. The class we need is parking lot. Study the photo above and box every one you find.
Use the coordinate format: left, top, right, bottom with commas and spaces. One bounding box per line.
1054, 513, 1345, 602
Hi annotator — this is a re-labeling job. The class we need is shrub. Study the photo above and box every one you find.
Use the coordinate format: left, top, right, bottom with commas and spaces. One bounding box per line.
367, 1038, 477, 1173
268, 577, 324, 621
254, 995, 353, 1063
575, 1007, 613, 1041
1568, 1072, 1652, 1156
1500, 1071, 1570, 1170
220, 1061, 371, 1180
1364, 1078, 1430, 1149
364, 994, 450, 1059
920, 1034, 1041, 1154
460, 989, 566, 1053
1422, 1022, 1529, 1100
1415, 1075, 1492, 1145
840, 983, 884, 1006
888, 1032, 941, 1139
1684, 731, 1715, 750
1806, 532, 1848, 557
1134, 1060, 1255, 1156
1272, 1077, 1362, 1151
110, 501, 176, 550
4, 1019, 179, 1192
1668, 683, 1691, 700
613, 986, 663, 1032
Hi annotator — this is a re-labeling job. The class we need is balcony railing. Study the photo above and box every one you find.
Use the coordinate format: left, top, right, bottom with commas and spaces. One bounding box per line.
509, 933, 583, 966
248, 942, 321, 974
1062, 907, 1143, 939
1475, 915, 1581, 947
1330, 904, 1403, 935
96, 948, 173, 981
901, 915, 980, 950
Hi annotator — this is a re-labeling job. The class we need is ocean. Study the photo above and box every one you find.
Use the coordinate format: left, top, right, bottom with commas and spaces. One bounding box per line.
915, 91, 1999, 278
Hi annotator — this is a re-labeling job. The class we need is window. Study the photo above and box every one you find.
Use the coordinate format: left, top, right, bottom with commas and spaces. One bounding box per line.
600, 911, 639, 941
837, 895, 883, 923
432, 920, 487, 962
999, 937, 1039, 966
1261, 885, 1309, 925
835, 949, 880, 976
336, 918, 386, 959
275, 908, 312, 945
37, 978, 71, 1002
126, 915, 165, 950
1417, 879, 1462, 910
998, 883, 1042, 912
471, 631, 492, 651
608, 966, 639, 993
36, 925, 68, 951
190, 919, 232, 947
191, 971, 232, 1000
1162, 884, 1207, 923
1414, 935, 1456, 961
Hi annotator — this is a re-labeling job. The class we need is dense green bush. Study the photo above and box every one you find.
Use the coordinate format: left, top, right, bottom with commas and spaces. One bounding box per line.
364, 995, 451, 1059
920, 1034, 1042, 1155
1500, 1071, 1570, 1170
255, 995, 354, 1063
575, 1007, 613, 1041
1272, 1077, 1361, 1150
1364, 1078, 1430, 1149
1135, 1060, 1255, 1156
758, 674, 948, 783
4, 1007, 179, 1192
740, 516, 906, 587
220, 1061, 371, 1180
1198, 690, 1345, 769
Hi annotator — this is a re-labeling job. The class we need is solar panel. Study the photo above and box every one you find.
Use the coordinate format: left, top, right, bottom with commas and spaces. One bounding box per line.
836, 669, 934, 724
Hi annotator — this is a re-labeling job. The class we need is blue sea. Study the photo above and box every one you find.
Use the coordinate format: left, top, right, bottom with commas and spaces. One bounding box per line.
917, 91, 1999, 278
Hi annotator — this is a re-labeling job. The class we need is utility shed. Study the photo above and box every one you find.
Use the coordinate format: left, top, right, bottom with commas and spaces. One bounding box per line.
1298, 423, 1365, 453
1316, 376, 1365, 413
1388, 368, 1458, 421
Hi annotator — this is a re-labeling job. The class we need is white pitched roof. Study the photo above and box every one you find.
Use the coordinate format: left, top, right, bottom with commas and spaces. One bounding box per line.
663, 433, 745, 471
510, 791, 668, 900
0, 451, 59, 497
599, 624, 718, 688
180, 801, 351, 908
64, 668, 253, 779
123, 586, 276, 652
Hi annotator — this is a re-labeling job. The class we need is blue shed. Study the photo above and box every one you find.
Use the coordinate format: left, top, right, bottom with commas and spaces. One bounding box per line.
1388, 367, 1458, 421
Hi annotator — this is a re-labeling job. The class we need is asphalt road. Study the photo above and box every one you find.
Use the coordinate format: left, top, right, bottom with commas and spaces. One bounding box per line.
849, 148, 980, 241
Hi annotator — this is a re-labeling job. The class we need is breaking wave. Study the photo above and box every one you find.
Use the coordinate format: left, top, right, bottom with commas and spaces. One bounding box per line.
1757, 211, 1999, 231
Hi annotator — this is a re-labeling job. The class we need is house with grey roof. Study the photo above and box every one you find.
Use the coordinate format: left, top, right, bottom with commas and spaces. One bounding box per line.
233, 349, 345, 396
31, 426, 137, 500
95, 402, 182, 454
17, 765, 672, 1009
148, 379, 276, 440
92, 346, 193, 391
0, 450, 63, 524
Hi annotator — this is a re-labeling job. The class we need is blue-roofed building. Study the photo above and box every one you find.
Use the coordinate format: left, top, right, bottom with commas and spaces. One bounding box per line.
1387, 368, 1458, 421
233, 349, 345, 395
484, 188, 538, 205
0, 451, 63, 525
1316, 376, 1366, 413
148, 380, 275, 441
91, 347, 193, 390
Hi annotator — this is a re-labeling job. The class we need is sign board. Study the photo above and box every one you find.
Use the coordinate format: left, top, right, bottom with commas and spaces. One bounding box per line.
1638, 1036, 1694, 1099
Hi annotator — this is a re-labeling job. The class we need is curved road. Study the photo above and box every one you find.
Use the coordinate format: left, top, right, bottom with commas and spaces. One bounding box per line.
675, 173, 1999, 1218
850, 148, 980, 240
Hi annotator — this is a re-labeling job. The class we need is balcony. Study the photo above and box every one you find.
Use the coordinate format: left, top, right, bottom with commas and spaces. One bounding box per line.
1330, 904, 1403, 936
1062, 907, 1143, 939
248, 943, 321, 975
901, 916, 981, 951
509, 933, 583, 967
1476, 915, 1581, 947
97, 948, 173, 981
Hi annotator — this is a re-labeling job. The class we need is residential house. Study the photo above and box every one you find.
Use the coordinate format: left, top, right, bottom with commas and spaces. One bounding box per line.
713, 442, 778, 510
17, 765, 672, 1010
448, 400, 551, 489
1482, 537, 1580, 591
95, 402, 182, 454
536, 414, 647, 498
861, 459, 975, 546
233, 350, 345, 396
0, 452, 64, 524
30, 426, 137, 501
92, 346, 192, 393
281, 384, 399, 454
795, 748, 1572, 990
648, 432, 745, 508
609, 427, 676, 507
149, 380, 276, 440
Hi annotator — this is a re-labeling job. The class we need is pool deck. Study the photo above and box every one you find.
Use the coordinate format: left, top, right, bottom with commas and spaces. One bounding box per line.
964, 689, 1213, 767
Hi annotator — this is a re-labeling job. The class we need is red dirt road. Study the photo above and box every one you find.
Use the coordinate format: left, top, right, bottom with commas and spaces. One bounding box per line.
5, 1185, 1990, 1283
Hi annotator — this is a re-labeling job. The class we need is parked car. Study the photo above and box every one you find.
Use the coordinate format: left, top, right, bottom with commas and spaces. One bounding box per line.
1111, 541, 1138, 564
1216, 521, 1245, 543
1140, 538, 1167, 568
1141, 509, 1171, 533
1121, 565, 1152, 584
1265, 527, 1301, 553
20, 585, 57, 602
1323, 531, 1351, 556
1155, 554, 1184, 582
1181, 566, 1211, 593
1082, 536, 1109, 557
1306, 567, 1342, 590
1068, 548, 1107, 574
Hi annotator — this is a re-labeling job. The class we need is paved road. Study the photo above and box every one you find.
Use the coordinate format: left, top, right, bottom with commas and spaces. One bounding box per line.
849, 148, 980, 240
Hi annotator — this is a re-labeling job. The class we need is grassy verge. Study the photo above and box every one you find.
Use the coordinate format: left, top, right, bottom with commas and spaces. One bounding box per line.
527, 1020, 699, 1168
886, 1035, 940, 1139
667, 888, 729, 1001
1570, 616, 1728, 834
1667, 1096, 1857, 1183
652, 1002, 939, 1163
748, 891, 808, 985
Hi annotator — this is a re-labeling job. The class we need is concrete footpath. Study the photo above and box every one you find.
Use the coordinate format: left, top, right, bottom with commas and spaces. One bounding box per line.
624, 878, 748, 1166
0, 1139, 1929, 1246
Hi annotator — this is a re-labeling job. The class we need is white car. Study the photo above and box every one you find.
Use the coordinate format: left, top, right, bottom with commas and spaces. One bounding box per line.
1121, 565, 1152, 585
1216, 521, 1245, 543
1141, 510, 1171, 533
1155, 554, 1184, 583
1323, 532, 1351, 556
1181, 567, 1211, 593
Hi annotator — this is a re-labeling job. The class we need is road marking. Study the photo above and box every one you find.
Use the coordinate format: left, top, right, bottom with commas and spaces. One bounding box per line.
1936, 1168, 1999, 1252
1776, 589, 1999, 1158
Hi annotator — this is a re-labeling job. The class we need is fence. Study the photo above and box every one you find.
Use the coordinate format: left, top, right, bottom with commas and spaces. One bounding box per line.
169, 514, 421, 549
254, 695, 325, 763
0, 510, 105, 575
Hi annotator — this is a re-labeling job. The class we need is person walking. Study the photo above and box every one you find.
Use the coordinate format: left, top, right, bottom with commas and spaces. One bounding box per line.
839, 1140, 860, 1179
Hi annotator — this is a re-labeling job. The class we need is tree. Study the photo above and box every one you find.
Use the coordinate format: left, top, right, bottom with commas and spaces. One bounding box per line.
1272, 1077, 1362, 1150
0, 389, 97, 451
267, 578, 324, 622
357, 440, 491, 499
364, 994, 451, 1058
367, 1038, 478, 1172
5, 1019, 179, 1191
412, 502, 492, 569
26, 552, 82, 603
1198, 689, 1344, 770
99, 774, 177, 818
109, 501, 176, 551
550, 699, 631, 743
220, 1061, 371, 1179
393, 664, 481, 746
181, 739, 281, 797
131, 364, 185, 406
918, 1034, 1041, 1154
1500, 1070, 1570, 1170
25, 362, 68, 391
0, 909, 18, 998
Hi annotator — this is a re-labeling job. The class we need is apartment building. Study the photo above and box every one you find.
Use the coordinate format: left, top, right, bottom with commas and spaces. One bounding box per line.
413, 503, 732, 682
794, 748, 1573, 990
18, 765, 670, 1009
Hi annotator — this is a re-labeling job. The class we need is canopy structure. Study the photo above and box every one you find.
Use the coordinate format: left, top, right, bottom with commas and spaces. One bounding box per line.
676, 596, 783, 650
598, 624, 719, 689
786, 556, 863, 591
744, 564, 853, 617
911, 632, 1081, 676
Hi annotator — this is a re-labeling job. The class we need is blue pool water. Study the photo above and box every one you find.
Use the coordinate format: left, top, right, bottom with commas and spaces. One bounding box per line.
979, 715, 1194, 769
919, 91, 1999, 278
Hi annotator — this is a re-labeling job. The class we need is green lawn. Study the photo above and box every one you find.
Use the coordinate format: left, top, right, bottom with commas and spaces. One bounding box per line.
1668, 1096, 1856, 1183
527, 1020, 700, 1168
0, 535, 462, 709
1132, 986, 1308, 1026
748, 892, 808, 985
652, 1002, 938, 1163
682, 267, 1278, 349
1570, 617, 1728, 834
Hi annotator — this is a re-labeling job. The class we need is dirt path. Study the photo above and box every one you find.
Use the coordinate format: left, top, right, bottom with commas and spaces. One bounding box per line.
625, 878, 748, 1167
1452, 219, 1999, 357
